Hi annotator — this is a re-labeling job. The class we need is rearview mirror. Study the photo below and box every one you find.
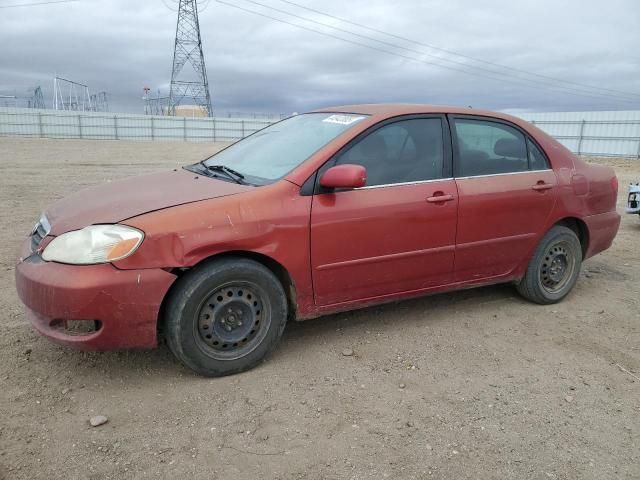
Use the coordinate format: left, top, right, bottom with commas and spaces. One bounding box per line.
320, 164, 367, 190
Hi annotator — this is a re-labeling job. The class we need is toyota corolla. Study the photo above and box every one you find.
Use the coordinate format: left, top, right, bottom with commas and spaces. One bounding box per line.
15, 105, 620, 376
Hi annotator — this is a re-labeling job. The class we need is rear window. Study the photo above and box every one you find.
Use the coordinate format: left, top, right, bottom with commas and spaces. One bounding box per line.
527, 138, 550, 170
454, 119, 528, 177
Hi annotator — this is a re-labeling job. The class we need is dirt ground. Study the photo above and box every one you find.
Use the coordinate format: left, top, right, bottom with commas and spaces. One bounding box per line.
0, 137, 638, 480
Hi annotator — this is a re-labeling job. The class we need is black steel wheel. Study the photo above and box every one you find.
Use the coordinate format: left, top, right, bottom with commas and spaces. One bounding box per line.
195, 282, 270, 360
539, 240, 577, 294
165, 257, 288, 377
517, 225, 582, 304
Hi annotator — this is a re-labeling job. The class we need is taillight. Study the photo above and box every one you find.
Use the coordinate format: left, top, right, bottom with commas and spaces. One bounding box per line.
611, 176, 619, 196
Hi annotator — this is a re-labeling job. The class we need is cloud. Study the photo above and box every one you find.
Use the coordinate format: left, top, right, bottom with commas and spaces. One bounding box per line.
1, 0, 639, 114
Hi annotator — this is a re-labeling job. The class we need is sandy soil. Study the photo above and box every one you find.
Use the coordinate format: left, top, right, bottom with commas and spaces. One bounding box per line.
0, 137, 638, 480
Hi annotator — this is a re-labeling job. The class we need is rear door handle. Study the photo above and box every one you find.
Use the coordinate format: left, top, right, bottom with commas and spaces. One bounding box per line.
532, 182, 553, 191
426, 193, 455, 203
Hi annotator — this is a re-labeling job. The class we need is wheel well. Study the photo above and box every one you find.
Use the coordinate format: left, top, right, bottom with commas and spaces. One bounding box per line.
555, 217, 589, 258
158, 251, 297, 339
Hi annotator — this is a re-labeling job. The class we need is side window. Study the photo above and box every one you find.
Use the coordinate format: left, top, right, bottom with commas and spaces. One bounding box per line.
454, 119, 528, 177
334, 118, 444, 187
527, 138, 549, 170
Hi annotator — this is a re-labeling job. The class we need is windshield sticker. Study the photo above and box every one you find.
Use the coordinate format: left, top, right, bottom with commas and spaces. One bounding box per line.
322, 114, 366, 126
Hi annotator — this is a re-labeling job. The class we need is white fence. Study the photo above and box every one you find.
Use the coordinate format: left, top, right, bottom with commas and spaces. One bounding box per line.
2, 107, 640, 158
0, 107, 274, 142
513, 110, 640, 159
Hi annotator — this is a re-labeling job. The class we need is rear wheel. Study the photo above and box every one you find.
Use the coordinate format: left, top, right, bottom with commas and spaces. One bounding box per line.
516, 226, 582, 304
165, 257, 288, 376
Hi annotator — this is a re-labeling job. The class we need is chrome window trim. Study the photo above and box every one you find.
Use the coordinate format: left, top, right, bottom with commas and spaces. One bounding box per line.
454, 169, 553, 180
359, 178, 454, 190
355, 169, 553, 190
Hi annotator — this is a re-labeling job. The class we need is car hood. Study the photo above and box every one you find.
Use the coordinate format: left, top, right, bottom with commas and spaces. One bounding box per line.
45, 168, 253, 235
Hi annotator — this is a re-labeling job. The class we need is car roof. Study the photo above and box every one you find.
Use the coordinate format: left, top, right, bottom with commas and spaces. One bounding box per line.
312, 103, 524, 124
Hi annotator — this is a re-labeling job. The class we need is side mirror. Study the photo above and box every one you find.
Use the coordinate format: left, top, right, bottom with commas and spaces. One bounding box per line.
320, 164, 367, 190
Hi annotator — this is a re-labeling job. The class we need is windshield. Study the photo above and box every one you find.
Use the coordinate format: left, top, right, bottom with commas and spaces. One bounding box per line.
201, 112, 368, 183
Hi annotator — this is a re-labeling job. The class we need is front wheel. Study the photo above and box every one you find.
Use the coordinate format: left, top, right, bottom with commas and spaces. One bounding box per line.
164, 257, 288, 376
516, 226, 582, 304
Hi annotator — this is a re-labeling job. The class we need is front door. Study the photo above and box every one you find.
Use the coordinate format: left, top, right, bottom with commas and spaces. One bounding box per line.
450, 116, 557, 281
310, 116, 458, 306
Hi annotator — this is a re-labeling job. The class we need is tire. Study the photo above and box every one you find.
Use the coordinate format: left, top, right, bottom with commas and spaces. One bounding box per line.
164, 257, 288, 377
516, 225, 582, 305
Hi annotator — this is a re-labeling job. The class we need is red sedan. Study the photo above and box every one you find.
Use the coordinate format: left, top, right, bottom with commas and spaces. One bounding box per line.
15, 105, 620, 376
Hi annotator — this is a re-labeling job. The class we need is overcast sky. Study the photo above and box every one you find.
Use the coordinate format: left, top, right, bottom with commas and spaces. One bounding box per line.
1, 0, 639, 114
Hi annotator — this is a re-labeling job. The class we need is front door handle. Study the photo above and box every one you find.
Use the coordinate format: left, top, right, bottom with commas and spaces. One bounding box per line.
426, 193, 455, 203
532, 182, 553, 191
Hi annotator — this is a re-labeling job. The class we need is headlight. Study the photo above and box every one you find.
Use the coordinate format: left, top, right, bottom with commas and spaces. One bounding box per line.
42, 225, 144, 265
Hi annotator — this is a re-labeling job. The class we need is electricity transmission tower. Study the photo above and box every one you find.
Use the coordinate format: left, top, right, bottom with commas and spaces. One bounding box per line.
143, 87, 170, 115
29, 86, 45, 109
90, 91, 109, 112
168, 0, 212, 117
0, 86, 45, 108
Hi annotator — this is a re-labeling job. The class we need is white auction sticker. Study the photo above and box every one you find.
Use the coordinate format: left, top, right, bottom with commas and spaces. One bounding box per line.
322, 114, 365, 126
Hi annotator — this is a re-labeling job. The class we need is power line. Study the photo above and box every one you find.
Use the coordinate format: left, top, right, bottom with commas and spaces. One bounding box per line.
275, 0, 640, 101
217, 0, 639, 104
239, 0, 639, 103
0, 0, 81, 8
5, 0, 637, 104
246, 0, 640, 103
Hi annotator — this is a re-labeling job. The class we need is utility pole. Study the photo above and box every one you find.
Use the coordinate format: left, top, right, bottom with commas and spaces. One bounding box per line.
168, 0, 212, 117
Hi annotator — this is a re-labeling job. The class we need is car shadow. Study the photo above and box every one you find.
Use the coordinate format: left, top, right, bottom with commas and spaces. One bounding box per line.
28, 282, 522, 381
280, 282, 519, 344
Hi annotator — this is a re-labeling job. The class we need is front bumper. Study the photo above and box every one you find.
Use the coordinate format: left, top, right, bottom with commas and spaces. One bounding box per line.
15, 241, 176, 351
626, 186, 640, 214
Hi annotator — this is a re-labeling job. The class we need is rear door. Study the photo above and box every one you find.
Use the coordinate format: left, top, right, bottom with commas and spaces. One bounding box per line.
450, 116, 557, 281
310, 115, 458, 306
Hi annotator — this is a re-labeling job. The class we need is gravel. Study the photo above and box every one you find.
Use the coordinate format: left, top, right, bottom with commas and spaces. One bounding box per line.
0, 139, 639, 479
